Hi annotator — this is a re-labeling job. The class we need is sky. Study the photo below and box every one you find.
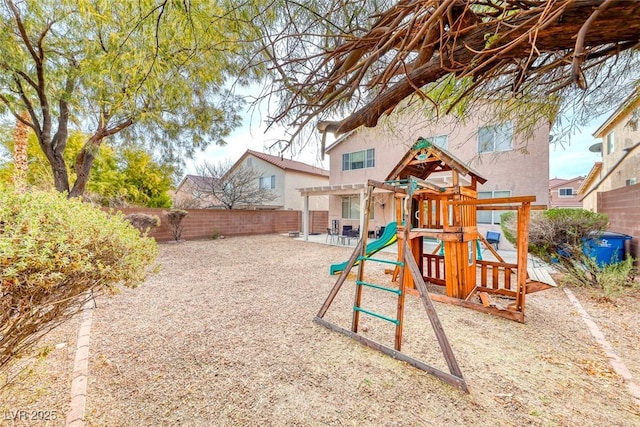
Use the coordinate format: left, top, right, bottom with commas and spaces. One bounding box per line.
187, 105, 608, 181
548, 119, 605, 179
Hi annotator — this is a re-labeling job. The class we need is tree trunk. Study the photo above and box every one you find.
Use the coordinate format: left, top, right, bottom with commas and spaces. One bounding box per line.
69, 135, 101, 198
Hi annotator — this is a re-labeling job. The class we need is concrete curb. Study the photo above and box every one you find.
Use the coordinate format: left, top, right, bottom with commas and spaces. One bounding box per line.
564, 288, 640, 408
66, 299, 94, 427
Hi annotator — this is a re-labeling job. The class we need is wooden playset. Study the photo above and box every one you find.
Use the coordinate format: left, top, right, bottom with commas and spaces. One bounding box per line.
314, 138, 554, 391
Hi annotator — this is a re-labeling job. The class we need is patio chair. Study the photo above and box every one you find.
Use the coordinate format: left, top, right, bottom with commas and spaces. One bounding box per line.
486, 231, 501, 250
326, 227, 338, 244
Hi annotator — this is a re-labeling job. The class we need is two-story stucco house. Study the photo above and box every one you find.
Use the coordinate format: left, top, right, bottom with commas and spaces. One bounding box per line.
232, 150, 329, 210
579, 89, 640, 210
299, 106, 550, 238
549, 176, 584, 208
175, 150, 329, 210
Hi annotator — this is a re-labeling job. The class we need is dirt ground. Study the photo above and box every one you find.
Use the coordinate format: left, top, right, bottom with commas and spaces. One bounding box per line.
2, 235, 640, 426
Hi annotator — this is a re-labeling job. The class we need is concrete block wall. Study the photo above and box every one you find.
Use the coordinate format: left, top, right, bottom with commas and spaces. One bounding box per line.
598, 183, 640, 260
111, 208, 328, 242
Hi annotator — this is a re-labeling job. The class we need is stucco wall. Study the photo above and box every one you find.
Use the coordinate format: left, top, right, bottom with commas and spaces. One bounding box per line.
327, 107, 551, 211
285, 171, 329, 211
244, 156, 286, 207
601, 120, 640, 190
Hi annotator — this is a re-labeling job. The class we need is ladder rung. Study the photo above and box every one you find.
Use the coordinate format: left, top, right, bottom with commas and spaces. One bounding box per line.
357, 256, 404, 266
356, 280, 402, 295
353, 307, 400, 325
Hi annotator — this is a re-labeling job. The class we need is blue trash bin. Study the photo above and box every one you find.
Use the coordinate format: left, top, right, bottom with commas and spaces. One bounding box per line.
583, 231, 632, 266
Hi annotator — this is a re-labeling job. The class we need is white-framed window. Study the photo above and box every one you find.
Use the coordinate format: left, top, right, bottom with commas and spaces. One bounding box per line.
607, 132, 615, 154
425, 135, 448, 149
342, 148, 375, 171
477, 190, 511, 224
478, 122, 513, 153
259, 175, 275, 189
558, 188, 574, 197
247, 158, 253, 166
627, 178, 637, 186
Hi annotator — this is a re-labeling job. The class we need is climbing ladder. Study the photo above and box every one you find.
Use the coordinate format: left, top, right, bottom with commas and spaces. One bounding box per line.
314, 183, 468, 392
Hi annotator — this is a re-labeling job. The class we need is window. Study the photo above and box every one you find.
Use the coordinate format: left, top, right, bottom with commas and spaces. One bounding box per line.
606, 132, 614, 154
558, 188, 574, 197
425, 135, 448, 149
342, 148, 375, 171
247, 158, 253, 166
341, 196, 373, 220
477, 190, 511, 224
478, 122, 513, 153
342, 196, 360, 219
259, 175, 275, 189
627, 178, 637, 186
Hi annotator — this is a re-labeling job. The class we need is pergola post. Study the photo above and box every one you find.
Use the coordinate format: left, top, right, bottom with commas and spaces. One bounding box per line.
303, 194, 309, 240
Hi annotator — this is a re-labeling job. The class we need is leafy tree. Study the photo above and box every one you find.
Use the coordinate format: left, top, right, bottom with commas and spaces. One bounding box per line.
253, 1, 640, 148
0, 130, 175, 207
0, 0, 253, 197
195, 159, 277, 209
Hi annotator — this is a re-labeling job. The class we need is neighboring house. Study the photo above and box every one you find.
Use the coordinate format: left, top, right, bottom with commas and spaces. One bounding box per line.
175, 150, 330, 210
548, 176, 584, 208
299, 106, 550, 238
173, 174, 219, 208
304, 107, 550, 236
577, 162, 602, 211
579, 88, 640, 209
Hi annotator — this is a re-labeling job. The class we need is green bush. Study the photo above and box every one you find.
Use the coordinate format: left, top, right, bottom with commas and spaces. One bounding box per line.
500, 211, 517, 244
501, 208, 636, 292
0, 187, 157, 373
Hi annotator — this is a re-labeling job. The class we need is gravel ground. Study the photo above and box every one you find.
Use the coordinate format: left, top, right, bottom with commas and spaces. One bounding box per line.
2, 234, 640, 426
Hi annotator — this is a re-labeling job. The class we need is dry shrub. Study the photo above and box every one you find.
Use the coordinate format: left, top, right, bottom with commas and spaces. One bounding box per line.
0, 188, 157, 376
502, 209, 636, 292
125, 213, 161, 234
163, 209, 188, 241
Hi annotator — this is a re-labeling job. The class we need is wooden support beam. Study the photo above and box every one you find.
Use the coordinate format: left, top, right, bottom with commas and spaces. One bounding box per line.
313, 317, 469, 393
449, 196, 536, 205
515, 203, 532, 313
429, 294, 525, 323
404, 241, 466, 381
409, 175, 445, 193
476, 204, 547, 211
316, 240, 364, 319
477, 234, 505, 263
367, 179, 407, 194
479, 292, 492, 307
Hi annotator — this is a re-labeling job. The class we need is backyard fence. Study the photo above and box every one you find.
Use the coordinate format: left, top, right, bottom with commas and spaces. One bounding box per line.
111, 207, 328, 242
598, 183, 640, 260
